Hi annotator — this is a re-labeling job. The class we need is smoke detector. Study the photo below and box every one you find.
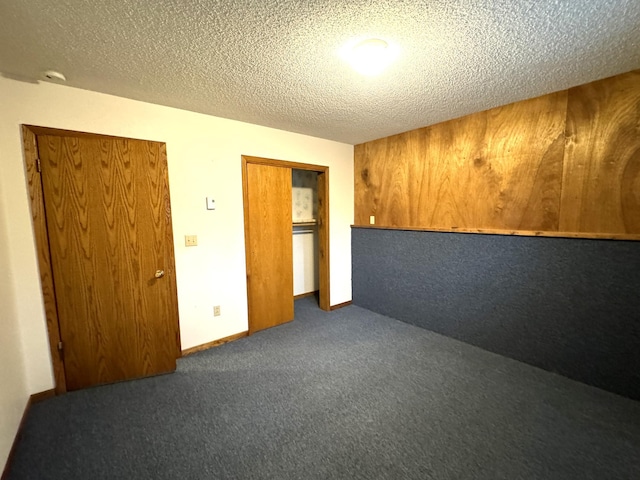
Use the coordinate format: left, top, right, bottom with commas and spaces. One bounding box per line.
42, 70, 66, 82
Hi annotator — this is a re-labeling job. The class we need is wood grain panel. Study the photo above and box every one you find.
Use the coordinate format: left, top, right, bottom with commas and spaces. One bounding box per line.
481, 92, 567, 230
243, 155, 331, 312
38, 134, 179, 390
560, 70, 640, 233
244, 162, 294, 333
22, 126, 67, 394
355, 69, 640, 238
316, 170, 330, 310
420, 113, 486, 229
355, 92, 567, 231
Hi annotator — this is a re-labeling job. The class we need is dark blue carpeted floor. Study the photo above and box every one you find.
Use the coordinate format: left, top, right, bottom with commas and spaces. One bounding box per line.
7, 298, 640, 479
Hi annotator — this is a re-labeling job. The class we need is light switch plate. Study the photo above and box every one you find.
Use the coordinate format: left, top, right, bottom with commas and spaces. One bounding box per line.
206, 197, 216, 210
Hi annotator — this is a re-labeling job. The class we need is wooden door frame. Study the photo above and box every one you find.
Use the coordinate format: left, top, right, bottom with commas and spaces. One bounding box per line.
21, 125, 181, 394
241, 156, 331, 331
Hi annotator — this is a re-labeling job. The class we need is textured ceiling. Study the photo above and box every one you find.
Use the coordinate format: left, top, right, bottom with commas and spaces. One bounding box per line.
1, 0, 639, 144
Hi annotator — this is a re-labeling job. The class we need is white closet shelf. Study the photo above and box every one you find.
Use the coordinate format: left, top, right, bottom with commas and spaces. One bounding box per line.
292, 220, 317, 226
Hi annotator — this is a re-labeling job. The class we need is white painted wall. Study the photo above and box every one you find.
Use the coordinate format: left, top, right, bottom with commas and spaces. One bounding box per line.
0, 77, 354, 469
293, 228, 319, 295
0, 174, 30, 472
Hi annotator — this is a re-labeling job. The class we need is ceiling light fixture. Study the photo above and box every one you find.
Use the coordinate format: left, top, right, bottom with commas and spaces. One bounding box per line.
341, 38, 399, 76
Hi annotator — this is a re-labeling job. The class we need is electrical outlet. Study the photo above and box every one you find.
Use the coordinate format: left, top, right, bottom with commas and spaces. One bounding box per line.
185, 235, 198, 246
213, 305, 221, 317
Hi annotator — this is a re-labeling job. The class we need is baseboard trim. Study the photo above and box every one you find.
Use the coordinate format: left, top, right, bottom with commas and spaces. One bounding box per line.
30, 389, 56, 404
330, 301, 352, 310
181, 331, 249, 356
294, 291, 318, 300
1, 389, 56, 480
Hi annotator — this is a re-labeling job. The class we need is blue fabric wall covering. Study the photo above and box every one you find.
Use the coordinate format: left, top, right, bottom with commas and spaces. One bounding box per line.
352, 227, 640, 400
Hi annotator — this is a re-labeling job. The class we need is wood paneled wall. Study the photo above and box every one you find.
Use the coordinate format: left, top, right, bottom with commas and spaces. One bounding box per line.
354, 70, 640, 238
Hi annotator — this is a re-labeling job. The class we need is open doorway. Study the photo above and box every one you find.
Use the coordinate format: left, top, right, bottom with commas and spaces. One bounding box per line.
292, 169, 320, 302
242, 156, 330, 335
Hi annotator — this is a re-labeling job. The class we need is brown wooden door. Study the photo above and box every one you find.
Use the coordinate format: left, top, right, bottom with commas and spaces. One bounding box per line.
244, 162, 294, 333
37, 133, 180, 391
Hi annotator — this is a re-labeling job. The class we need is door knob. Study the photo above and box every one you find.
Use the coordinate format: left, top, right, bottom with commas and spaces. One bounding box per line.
155, 270, 165, 278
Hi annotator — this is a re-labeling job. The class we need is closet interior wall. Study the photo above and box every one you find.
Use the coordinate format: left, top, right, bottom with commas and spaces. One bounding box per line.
292, 170, 319, 297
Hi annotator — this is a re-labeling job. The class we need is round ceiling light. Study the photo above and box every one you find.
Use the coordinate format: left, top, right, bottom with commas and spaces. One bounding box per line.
341, 38, 399, 76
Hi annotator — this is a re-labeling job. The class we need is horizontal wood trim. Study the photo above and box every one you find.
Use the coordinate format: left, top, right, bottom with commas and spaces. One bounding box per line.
294, 291, 318, 300
352, 224, 640, 241
181, 331, 248, 356
30, 389, 56, 404
1, 389, 56, 480
242, 155, 328, 173
330, 301, 353, 310
23, 125, 155, 142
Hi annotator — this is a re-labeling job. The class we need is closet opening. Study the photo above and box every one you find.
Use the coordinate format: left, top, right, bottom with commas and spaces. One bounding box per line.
292, 169, 320, 307
242, 156, 329, 334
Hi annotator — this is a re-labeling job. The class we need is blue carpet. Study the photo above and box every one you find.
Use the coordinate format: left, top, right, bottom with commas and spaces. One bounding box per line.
7, 298, 640, 479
